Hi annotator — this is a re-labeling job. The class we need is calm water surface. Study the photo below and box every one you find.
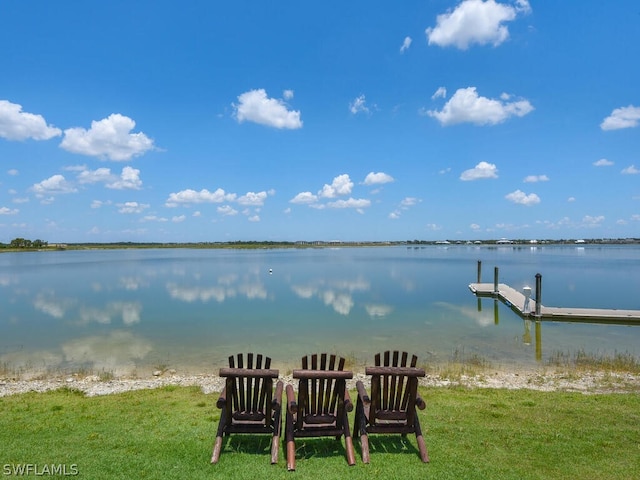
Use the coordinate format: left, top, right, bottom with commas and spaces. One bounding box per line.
1, 245, 639, 377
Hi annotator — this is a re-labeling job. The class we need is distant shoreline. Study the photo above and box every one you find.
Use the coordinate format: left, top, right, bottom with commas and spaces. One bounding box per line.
2, 238, 640, 253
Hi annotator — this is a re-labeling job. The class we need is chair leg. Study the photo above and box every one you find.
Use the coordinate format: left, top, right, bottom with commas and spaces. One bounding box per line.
285, 409, 296, 471
414, 416, 430, 463
211, 436, 223, 464
355, 400, 370, 463
359, 433, 370, 464
211, 409, 227, 464
342, 410, 356, 466
271, 434, 280, 465
271, 406, 282, 464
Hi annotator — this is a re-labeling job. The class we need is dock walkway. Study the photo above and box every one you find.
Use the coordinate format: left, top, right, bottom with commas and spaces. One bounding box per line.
469, 282, 640, 324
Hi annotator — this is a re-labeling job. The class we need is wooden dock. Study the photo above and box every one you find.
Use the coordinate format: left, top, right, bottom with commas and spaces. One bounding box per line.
469, 282, 640, 325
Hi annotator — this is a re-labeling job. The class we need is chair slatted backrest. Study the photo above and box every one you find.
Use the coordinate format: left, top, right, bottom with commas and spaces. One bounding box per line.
296, 353, 348, 428
225, 353, 274, 427
368, 351, 423, 427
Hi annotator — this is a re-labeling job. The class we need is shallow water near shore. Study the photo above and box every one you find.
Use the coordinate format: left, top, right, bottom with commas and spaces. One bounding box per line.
1, 245, 639, 378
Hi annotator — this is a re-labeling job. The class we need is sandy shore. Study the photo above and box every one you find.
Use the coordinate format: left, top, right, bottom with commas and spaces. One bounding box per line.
2, 369, 639, 397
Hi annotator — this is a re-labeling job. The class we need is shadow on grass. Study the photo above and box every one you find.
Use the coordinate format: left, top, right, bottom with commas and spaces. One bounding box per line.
291, 437, 351, 462
222, 435, 274, 457
355, 435, 425, 461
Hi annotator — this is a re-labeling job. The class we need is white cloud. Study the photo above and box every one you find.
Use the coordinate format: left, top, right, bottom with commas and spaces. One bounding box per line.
108, 166, 142, 190
117, 201, 149, 214
505, 189, 540, 206
593, 158, 614, 167
248, 215, 260, 222
217, 205, 238, 216
349, 94, 370, 115
319, 174, 353, 198
237, 191, 269, 206
363, 172, 394, 185
460, 161, 498, 181
290, 192, 318, 204
0, 206, 19, 215
432, 87, 447, 100
283, 89, 294, 100
567, 197, 576, 202
77, 168, 113, 185
234, 89, 302, 129
426, 0, 530, 50
582, 215, 605, 227
389, 197, 420, 219
142, 215, 168, 222
7, 169, 19, 176
326, 198, 371, 209
30, 175, 77, 196
165, 188, 236, 207
91, 200, 112, 209
622, 165, 640, 175
600, 105, 640, 131
400, 36, 412, 53
429, 87, 533, 126
523, 174, 549, 183
60, 113, 155, 161
77, 166, 142, 190
172, 215, 186, 223
0, 100, 62, 141
400, 197, 420, 207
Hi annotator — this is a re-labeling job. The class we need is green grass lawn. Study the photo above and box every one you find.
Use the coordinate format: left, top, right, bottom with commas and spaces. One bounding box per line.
1, 385, 639, 479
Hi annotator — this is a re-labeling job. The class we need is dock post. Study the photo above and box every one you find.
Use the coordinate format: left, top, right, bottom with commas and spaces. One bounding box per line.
535, 321, 542, 361
493, 267, 499, 294
534, 273, 542, 317
477, 260, 482, 283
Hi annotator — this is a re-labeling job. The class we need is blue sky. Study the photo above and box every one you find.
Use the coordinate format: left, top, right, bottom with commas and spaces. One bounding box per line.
1, 0, 639, 243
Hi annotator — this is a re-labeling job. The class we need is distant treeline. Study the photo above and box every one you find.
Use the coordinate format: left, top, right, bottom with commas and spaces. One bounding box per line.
1, 238, 49, 249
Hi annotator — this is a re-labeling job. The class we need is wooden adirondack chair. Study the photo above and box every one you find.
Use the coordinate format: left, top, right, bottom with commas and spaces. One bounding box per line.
211, 353, 283, 464
354, 351, 429, 463
285, 353, 356, 471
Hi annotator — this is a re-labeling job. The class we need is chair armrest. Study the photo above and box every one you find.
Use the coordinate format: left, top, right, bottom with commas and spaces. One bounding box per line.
344, 389, 353, 412
273, 380, 284, 408
292, 369, 353, 380
355, 380, 370, 405
286, 384, 298, 414
219, 367, 279, 378
416, 395, 426, 411
364, 366, 425, 377
216, 386, 227, 409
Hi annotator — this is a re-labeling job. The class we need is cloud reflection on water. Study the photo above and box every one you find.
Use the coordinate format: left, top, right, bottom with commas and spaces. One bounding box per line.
62, 330, 153, 376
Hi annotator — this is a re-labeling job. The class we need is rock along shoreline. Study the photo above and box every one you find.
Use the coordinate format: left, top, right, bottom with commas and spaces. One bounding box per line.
1, 370, 639, 397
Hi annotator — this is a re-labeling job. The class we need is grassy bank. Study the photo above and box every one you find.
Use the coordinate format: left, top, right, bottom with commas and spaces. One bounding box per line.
1, 385, 639, 479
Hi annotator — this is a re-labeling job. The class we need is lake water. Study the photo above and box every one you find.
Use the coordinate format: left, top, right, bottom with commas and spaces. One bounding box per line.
1, 245, 639, 378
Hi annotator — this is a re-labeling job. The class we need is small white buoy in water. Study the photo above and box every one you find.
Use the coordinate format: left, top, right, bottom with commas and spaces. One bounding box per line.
269, 268, 273, 274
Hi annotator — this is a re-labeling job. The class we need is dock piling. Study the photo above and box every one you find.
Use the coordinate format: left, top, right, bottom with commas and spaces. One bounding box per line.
534, 273, 542, 317
477, 260, 482, 283
494, 267, 499, 294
